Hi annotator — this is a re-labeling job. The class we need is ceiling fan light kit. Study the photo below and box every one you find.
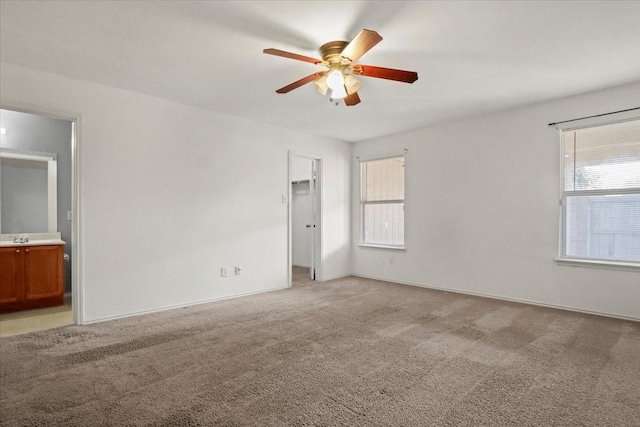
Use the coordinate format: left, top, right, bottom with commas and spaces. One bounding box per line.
264, 29, 418, 107
313, 75, 329, 96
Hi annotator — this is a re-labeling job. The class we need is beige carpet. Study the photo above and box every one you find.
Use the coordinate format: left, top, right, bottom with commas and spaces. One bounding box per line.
292, 265, 313, 286
1, 276, 638, 426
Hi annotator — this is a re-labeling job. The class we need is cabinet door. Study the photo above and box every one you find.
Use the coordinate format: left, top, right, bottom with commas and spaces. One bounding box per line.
24, 245, 63, 300
0, 247, 23, 304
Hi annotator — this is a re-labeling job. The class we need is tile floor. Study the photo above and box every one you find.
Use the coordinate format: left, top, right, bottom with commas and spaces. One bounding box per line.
0, 296, 73, 337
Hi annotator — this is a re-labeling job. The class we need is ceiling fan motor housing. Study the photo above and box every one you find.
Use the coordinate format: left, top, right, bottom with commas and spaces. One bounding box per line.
320, 41, 350, 64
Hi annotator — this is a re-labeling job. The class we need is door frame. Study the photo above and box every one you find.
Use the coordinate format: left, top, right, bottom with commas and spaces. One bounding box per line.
288, 151, 322, 286
0, 100, 84, 325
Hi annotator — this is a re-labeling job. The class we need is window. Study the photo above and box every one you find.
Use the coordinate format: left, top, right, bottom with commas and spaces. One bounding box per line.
560, 119, 640, 265
360, 156, 405, 248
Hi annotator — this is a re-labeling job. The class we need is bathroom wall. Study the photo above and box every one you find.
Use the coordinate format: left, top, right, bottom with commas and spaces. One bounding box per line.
0, 109, 73, 292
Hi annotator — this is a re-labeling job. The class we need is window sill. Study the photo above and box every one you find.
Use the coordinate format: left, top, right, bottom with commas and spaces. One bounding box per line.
359, 243, 406, 251
555, 257, 640, 271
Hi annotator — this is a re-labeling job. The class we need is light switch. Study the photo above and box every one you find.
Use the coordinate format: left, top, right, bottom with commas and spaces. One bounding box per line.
67, 211, 72, 221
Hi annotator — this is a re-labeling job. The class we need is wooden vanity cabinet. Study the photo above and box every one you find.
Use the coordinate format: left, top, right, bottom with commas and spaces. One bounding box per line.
0, 247, 21, 305
0, 244, 64, 313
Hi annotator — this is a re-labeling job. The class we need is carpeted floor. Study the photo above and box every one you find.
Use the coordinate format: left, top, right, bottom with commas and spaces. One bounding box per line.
1, 275, 638, 426
292, 265, 313, 286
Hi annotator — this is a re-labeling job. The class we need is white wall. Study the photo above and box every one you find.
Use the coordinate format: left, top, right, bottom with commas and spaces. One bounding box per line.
3, 59, 635, 323
0, 61, 351, 323
352, 81, 640, 320
291, 156, 312, 182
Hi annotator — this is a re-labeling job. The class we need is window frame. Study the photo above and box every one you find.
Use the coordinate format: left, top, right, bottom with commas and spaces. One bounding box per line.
359, 154, 406, 250
556, 117, 640, 269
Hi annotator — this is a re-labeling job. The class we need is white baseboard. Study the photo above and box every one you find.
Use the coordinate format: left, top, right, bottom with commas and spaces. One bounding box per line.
352, 274, 640, 323
320, 273, 353, 282
80, 275, 639, 325
82, 285, 289, 325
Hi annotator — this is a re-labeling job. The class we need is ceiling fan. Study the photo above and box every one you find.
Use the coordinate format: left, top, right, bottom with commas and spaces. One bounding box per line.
264, 29, 418, 106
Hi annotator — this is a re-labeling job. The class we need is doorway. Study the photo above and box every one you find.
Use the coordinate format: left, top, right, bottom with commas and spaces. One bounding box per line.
289, 152, 321, 286
0, 107, 81, 334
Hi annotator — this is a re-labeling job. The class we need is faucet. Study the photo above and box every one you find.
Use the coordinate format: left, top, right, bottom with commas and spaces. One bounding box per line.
13, 236, 29, 243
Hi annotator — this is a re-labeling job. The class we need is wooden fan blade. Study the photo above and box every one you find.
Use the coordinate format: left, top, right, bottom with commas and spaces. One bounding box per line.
263, 48, 326, 66
351, 64, 418, 83
275, 72, 326, 94
344, 92, 361, 106
340, 29, 383, 63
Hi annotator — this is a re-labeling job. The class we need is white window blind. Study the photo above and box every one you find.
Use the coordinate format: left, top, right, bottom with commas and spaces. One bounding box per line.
360, 156, 405, 247
560, 119, 640, 264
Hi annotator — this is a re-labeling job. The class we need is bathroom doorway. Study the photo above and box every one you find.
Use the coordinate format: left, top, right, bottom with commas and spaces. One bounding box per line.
0, 108, 78, 335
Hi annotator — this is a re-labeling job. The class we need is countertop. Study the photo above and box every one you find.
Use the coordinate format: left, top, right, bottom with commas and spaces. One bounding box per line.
0, 239, 66, 248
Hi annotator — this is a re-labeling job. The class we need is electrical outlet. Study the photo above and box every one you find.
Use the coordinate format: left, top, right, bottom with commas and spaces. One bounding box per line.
221, 267, 227, 277
389, 257, 395, 265
235, 266, 242, 275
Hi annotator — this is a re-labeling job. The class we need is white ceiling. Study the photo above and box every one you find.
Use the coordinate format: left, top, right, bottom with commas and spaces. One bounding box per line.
1, 1, 639, 142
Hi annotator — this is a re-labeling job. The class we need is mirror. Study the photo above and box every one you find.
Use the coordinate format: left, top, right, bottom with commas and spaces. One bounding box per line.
0, 149, 58, 234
